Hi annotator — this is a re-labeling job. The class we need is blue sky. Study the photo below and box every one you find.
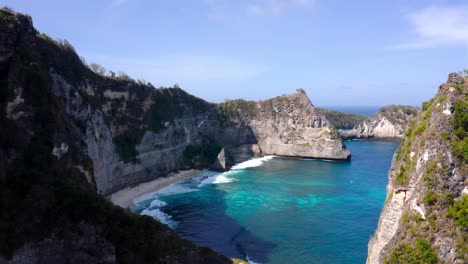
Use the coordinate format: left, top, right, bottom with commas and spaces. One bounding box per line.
3, 0, 468, 106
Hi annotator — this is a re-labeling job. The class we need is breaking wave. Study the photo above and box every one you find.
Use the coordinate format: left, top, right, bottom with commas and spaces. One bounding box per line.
231, 156, 275, 170
141, 208, 176, 228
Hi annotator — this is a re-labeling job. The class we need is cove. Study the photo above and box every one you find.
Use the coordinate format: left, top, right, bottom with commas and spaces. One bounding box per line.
135, 140, 399, 264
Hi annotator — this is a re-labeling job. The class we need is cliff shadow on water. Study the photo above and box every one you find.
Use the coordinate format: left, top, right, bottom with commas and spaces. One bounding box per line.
134, 180, 277, 263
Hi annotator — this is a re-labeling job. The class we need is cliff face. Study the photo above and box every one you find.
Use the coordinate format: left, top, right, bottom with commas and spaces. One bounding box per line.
53, 70, 223, 195
0, 9, 230, 264
219, 90, 351, 160
367, 74, 468, 264
54, 74, 349, 196
0, 9, 349, 263
341, 105, 418, 139
9, 26, 349, 196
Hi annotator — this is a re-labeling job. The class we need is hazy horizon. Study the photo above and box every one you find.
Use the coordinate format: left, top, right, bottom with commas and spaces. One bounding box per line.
3, 0, 467, 106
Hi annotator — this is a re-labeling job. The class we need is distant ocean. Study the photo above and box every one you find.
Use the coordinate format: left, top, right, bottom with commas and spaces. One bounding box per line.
134, 140, 399, 264
319, 106, 381, 117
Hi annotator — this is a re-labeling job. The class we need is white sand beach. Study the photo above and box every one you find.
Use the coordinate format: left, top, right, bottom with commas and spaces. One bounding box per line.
108, 170, 200, 208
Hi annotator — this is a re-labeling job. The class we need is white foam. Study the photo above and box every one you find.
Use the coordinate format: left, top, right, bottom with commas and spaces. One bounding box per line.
198, 173, 235, 187
247, 256, 262, 264
231, 156, 275, 170
156, 183, 198, 196
141, 208, 176, 228
149, 198, 167, 209
133, 183, 198, 207
191, 171, 219, 184
133, 191, 158, 205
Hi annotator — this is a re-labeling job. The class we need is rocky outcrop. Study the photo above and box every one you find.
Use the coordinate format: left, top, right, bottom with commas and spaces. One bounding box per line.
341, 105, 418, 139
367, 74, 468, 263
219, 89, 351, 160
211, 148, 227, 171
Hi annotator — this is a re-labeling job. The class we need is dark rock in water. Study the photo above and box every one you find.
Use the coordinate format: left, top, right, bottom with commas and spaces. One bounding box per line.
211, 148, 227, 171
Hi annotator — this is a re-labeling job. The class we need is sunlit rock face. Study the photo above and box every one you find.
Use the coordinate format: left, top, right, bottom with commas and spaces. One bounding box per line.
341, 105, 418, 139
367, 73, 468, 264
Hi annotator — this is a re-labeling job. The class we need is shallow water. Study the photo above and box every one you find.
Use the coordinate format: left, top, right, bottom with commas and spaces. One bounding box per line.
135, 140, 399, 263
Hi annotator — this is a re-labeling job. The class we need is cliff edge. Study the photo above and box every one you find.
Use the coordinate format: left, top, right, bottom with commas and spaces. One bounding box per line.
367, 73, 468, 264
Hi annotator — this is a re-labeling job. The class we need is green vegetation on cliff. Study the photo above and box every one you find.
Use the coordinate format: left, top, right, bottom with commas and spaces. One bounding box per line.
114, 130, 145, 163
384, 238, 438, 264
217, 99, 257, 123
447, 195, 468, 229
316, 108, 366, 129
450, 98, 468, 162
381, 73, 468, 262
183, 137, 221, 168
380, 105, 418, 116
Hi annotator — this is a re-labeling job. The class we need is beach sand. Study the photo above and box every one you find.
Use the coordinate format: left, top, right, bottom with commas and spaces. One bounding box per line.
108, 169, 201, 208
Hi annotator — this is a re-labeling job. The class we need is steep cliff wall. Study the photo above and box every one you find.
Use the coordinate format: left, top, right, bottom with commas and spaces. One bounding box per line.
219, 90, 350, 160
0, 9, 230, 264
53, 74, 349, 195
367, 74, 468, 264
341, 105, 418, 139
0, 11, 350, 196
50, 70, 223, 195
0, 8, 350, 263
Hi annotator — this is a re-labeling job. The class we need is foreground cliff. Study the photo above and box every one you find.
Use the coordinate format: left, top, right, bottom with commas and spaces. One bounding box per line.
0, 9, 349, 263
0, 9, 231, 264
367, 73, 468, 263
341, 105, 418, 139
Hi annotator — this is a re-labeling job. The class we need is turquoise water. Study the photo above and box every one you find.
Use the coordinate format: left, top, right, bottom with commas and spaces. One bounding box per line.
135, 140, 399, 263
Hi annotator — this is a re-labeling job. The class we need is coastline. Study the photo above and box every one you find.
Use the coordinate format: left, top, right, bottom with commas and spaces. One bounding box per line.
107, 169, 201, 209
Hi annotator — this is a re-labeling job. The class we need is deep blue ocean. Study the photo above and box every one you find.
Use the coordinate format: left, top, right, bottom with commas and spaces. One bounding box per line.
134, 140, 399, 264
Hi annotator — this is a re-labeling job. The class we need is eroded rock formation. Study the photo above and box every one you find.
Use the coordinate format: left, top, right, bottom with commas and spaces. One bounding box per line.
367, 74, 468, 264
341, 105, 418, 139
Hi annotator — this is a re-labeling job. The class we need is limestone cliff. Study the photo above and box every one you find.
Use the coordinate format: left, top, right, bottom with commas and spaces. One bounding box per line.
367, 73, 468, 264
218, 90, 351, 161
0, 8, 349, 263
0, 9, 231, 264
10, 30, 348, 196
341, 105, 418, 139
